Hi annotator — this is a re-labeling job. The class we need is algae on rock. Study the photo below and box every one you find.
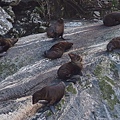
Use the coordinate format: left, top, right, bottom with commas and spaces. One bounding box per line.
94, 59, 120, 110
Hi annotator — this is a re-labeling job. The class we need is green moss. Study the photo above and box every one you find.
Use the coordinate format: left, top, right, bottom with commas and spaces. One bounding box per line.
99, 79, 120, 110
102, 76, 115, 85
110, 62, 116, 70
94, 65, 103, 77
56, 103, 62, 110
0, 56, 33, 79
113, 114, 118, 118
0, 61, 18, 79
54, 98, 65, 112
86, 74, 91, 79
61, 99, 65, 105
66, 84, 77, 94
94, 63, 120, 110
46, 111, 52, 117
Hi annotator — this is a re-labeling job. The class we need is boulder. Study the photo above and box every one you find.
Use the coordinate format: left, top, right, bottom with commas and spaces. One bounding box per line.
0, 0, 21, 6
0, 7, 13, 36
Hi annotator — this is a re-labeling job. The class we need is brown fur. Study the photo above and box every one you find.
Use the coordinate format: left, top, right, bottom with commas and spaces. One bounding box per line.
44, 41, 73, 59
57, 53, 83, 80
103, 12, 120, 26
107, 37, 120, 52
0, 38, 18, 53
47, 18, 64, 39
32, 82, 65, 105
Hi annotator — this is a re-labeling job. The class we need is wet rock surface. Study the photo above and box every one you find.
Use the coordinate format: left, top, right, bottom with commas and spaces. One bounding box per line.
0, 22, 120, 120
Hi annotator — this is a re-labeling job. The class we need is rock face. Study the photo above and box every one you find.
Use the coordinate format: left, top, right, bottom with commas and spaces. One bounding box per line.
0, 7, 13, 35
0, 0, 47, 37
0, 23, 120, 120
0, 0, 21, 6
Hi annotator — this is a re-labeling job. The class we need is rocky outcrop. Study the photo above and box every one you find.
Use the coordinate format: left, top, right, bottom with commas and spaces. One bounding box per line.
0, 23, 120, 120
0, 7, 13, 35
0, 0, 21, 6
0, 0, 47, 37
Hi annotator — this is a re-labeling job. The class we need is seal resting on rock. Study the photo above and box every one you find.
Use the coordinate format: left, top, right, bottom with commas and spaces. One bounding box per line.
47, 18, 65, 40
0, 38, 18, 56
32, 82, 65, 114
107, 37, 120, 52
57, 53, 83, 80
44, 41, 73, 59
103, 12, 120, 26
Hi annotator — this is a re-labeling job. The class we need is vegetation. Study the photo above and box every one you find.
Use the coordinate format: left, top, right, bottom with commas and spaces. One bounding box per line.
94, 61, 120, 110
66, 83, 77, 94
35, 0, 120, 20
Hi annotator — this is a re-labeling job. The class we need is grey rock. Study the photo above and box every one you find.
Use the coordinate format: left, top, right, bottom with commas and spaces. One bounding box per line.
3, 6, 15, 21
0, 7, 13, 35
0, 22, 120, 120
1, 0, 21, 6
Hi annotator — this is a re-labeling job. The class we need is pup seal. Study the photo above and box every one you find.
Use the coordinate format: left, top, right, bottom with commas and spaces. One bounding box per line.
44, 41, 73, 59
103, 12, 120, 26
0, 38, 18, 56
107, 37, 120, 52
47, 18, 65, 40
32, 82, 65, 113
57, 53, 83, 80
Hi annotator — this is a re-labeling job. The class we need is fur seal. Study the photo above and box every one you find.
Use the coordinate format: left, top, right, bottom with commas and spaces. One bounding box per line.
47, 18, 65, 40
32, 82, 65, 113
103, 12, 120, 26
107, 37, 120, 52
0, 38, 18, 54
57, 53, 83, 80
44, 41, 73, 59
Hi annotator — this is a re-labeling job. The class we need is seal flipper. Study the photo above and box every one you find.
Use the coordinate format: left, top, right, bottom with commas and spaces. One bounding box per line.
49, 105, 56, 114
51, 33, 59, 42
65, 74, 82, 84
51, 35, 67, 42
66, 78, 78, 84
